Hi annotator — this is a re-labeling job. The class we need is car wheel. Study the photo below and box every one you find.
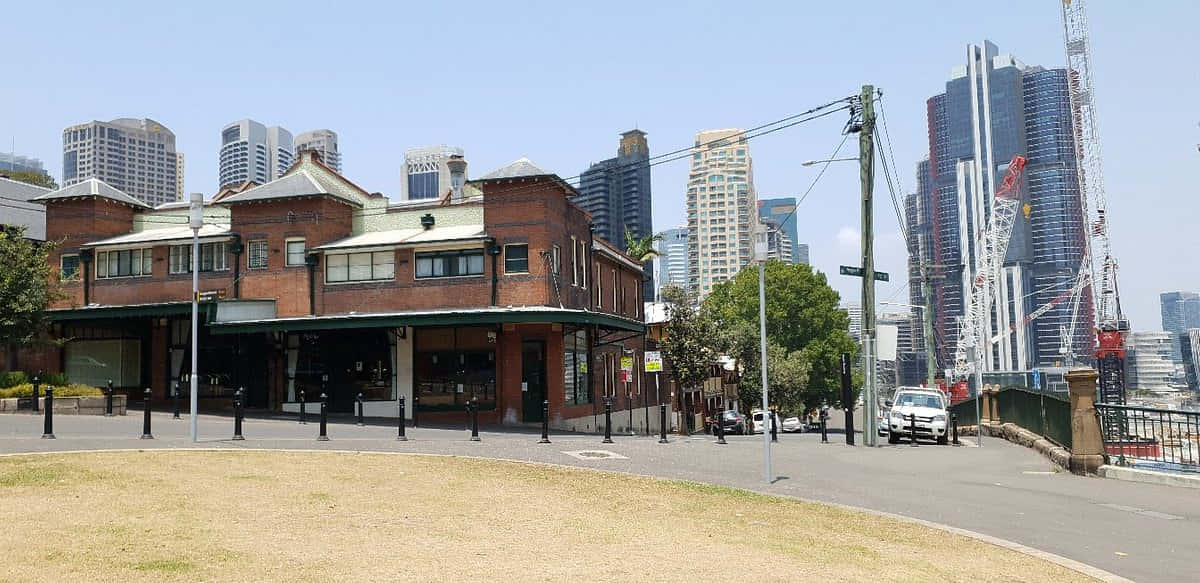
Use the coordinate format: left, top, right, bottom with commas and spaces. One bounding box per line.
887, 433, 900, 445
937, 435, 949, 446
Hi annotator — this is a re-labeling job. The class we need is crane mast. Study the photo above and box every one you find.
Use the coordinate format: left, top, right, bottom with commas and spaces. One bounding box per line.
1061, 0, 1128, 413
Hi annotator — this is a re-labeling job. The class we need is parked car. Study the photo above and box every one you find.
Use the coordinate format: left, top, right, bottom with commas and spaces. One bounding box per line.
781, 416, 804, 433
710, 410, 746, 435
748, 409, 782, 435
885, 387, 950, 445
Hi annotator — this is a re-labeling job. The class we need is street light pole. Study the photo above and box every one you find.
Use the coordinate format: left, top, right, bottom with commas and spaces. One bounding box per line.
188, 192, 203, 443
755, 225, 771, 483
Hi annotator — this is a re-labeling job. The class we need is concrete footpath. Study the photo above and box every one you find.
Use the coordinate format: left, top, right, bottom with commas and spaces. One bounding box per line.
2, 411, 1196, 583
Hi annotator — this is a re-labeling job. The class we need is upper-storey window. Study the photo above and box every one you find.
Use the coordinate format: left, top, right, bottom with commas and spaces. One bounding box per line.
247, 240, 268, 269
327, 251, 395, 282
96, 248, 153, 279
169, 242, 229, 274
285, 238, 306, 267
60, 254, 80, 279
416, 249, 483, 279
504, 244, 528, 274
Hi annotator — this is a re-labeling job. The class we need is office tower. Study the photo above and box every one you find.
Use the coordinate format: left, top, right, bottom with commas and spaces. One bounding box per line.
1125, 331, 1179, 393
757, 197, 802, 264
576, 131, 654, 298
652, 227, 690, 300
907, 41, 1089, 372
219, 120, 293, 189
175, 152, 185, 200
401, 145, 465, 201
795, 243, 809, 265
295, 129, 341, 173
844, 302, 862, 342
1160, 291, 1200, 362
0, 153, 47, 175
61, 118, 181, 206
686, 129, 758, 298
1181, 329, 1200, 392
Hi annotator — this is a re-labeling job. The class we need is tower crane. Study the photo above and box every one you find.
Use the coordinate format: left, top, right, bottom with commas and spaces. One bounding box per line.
1061, 0, 1128, 412
952, 155, 1028, 380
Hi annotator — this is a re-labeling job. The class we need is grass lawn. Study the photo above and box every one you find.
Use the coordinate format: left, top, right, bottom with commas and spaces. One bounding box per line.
0, 451, 1094, 582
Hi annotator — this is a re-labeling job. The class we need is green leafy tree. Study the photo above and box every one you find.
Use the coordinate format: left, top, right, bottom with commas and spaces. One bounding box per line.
623, 227, 662, 262
0, 170, 57, 190
705, 260, 859, 413
0, 226, 65, 368
658, 285, 719, 395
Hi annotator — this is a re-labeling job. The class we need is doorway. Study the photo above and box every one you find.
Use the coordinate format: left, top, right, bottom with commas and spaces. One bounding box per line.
521, 340, 546, 422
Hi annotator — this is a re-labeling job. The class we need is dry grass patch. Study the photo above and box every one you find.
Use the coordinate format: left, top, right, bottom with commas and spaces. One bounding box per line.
0, 451, 1096, 582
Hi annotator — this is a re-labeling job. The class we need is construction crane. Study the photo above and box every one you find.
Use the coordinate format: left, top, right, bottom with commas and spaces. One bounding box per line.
952, 155, 1028, 380
1061, 0, 1128, 413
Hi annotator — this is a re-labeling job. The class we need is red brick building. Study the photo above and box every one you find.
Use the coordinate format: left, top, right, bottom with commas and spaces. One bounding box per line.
27, 152, 655, 431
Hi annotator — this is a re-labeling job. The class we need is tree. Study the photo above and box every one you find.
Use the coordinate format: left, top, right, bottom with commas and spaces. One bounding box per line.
623, 227, 662, 262
0, 226, 65, 368
704, 260, 859, 414
658, 285, 719, 395
0, 170, 57, 190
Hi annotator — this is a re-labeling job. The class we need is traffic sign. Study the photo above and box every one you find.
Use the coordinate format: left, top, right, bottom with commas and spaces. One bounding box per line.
839, 265, 889, 281
644, 351, 663, 373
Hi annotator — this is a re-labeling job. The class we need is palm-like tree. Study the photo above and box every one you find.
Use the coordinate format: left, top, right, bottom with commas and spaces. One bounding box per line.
624, 227, 662, 263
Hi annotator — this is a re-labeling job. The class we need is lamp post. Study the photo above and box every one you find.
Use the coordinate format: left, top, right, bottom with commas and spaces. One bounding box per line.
754, 224, 771, 483
188, 192, 203, 442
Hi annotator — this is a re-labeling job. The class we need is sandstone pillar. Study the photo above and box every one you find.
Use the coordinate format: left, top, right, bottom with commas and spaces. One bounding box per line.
1067, 367, 1105, 475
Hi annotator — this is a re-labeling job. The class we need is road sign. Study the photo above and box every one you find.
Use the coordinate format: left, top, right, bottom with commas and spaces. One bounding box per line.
839, 265, 889, 281
644, 351, 663, 373
620, 356, 634, 382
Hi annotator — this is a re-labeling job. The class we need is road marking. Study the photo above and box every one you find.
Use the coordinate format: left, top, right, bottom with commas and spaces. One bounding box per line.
1021, 471, 1057, 475
1097, 503, 1183, 520
562, 450, 628, 460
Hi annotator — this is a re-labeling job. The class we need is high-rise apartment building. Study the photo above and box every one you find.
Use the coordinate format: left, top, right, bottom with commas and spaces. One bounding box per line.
576, 130, 654, 298
795, 243, 810, 266
61, 118, 181, 206
686, 129, 758, 297
907, 41, 1089, 372
1181, 329, 1200, 392
1, 153, 47, 175
762, 218, 793, 263
1160, 291, 1200, 362
295, 129, 341, 173
175, 153, 185, 200
219, 120, 293, 189
652, 227, 689, 300
1125, 332, 1179, 393
400, 145, 464, 201
758, 197, 802, 264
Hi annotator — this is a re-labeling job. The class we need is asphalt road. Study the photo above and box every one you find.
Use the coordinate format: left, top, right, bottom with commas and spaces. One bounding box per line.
1, 410, 1195, 583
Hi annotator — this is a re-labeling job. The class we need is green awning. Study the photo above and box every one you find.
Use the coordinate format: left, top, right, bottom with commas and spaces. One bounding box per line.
46, 301, 217, 321
207, 308, 644, 335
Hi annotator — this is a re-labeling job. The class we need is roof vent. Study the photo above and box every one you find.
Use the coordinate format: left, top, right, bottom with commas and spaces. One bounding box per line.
420, 213, 435, 229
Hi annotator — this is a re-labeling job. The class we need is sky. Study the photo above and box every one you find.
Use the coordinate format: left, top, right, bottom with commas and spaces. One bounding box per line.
2, 0, 1197, 331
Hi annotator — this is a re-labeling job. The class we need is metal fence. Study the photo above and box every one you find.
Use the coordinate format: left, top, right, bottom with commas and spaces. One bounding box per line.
1095, 403, 1200, 473
995, 388, 1072, 450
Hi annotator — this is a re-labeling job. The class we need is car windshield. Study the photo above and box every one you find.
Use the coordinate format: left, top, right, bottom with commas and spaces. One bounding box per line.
722, 411, 739, 419
894, 393, 942, 408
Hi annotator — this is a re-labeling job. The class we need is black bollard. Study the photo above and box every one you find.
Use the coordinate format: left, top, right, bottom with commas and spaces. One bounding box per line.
909, 413, 918, 447
413, 394, 420, 428
716, 408, 727, 445
233, 387, 245, 441
32, 375, 40, 413
820, 410, 829, 443
627, 388, 634, 436
356, 392, 365, 426
952, 413, 960, 446
397, 396, 408, 441
602, 396, 613, 444
172, 382, 181, 420
105, 379, 114, 416
539, 399, 550, 444
317, 393, 329, 441
469, 398, 481, 442
299, 390, 307, 424
42, 387, 55, 439
770, 408, 778, 443
141, 388, 153, 439
658, 403, 669, 444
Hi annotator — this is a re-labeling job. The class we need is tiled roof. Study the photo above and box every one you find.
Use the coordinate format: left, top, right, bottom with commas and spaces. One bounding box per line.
478, 157, 552, 180
31, 178, 150, 209
211, 169, 364, 207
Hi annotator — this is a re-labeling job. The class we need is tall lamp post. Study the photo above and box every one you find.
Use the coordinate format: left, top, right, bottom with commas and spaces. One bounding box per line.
188, 192, 203, 442
754, 224, 771, 483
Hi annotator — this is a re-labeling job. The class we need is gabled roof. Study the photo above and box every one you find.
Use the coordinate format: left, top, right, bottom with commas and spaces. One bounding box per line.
0, 175, 51, 201
478, 157, 552, 180
213, 151, 370, 207
31, 178, 150, 209
81, 224, 233, 248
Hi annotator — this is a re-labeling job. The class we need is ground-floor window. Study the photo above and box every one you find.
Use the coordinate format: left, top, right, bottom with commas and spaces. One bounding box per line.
64, 338, 141, 388
563, 328, 591, 405
294, 329, 393, 412
414, 327, 496, 410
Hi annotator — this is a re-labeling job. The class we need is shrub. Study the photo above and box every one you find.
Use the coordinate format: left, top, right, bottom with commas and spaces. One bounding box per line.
42, 372, 70, 386
0, 383, 103, 399
0, 371, 29, 389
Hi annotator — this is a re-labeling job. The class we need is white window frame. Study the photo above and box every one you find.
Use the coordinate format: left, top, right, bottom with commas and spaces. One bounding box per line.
168, 242, 229, 274
570, 236, 578, 287
579, 240, 587, 289
285, 237, 306, 267
247, 240, 268, 270
414, 248, 483, 280
325, 250, 395, 283
552, 245, 561, 274
95, 248, 153, 279
611, 268, 617, 309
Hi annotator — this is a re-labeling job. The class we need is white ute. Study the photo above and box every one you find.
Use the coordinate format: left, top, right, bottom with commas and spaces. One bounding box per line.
885, 388, 949, 445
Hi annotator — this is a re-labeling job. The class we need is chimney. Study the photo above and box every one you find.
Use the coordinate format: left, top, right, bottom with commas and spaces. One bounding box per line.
446, 154, 467, 201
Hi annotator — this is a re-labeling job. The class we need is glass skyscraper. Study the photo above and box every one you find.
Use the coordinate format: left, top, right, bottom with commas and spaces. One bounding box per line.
908, 41, 1090, 372
576, 130, 654, 298
757, 197, 803, 264
1161, 291, 1200, 362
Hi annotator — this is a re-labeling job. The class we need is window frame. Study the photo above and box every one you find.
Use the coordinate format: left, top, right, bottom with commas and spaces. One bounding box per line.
325, 250, 395, 283
60, 254, 80, 279
167, 242, 229, 274
503, 244, 529, 274
285, 238, 306, 267
95, 247, 153, 279
247, 239, 268, 270
570, 236, 578, 287
415, 248, 484, 280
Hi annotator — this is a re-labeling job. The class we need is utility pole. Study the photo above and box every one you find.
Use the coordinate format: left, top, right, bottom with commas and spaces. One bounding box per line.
919, 264, 947, 388
859, 84, 878, 447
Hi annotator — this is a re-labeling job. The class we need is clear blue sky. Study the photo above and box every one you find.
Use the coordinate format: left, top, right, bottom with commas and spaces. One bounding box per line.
3, 0, 1196, 330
